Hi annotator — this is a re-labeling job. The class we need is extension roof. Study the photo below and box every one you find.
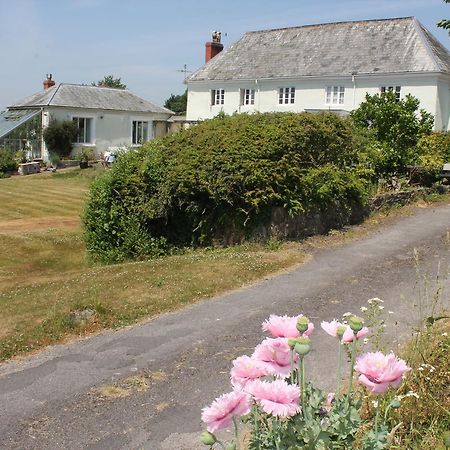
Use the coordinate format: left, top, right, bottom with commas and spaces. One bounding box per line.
9, 84, 173, 114
188, 17, 450, 82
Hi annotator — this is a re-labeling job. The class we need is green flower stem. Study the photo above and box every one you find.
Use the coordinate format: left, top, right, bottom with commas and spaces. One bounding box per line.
253, 404, 259, 439
290, 349, 295, 385
232, 416, 240, 450
300, 356, 306, 418
347, 332, 358, 400
273, 418, 281, 450
374, 401, 380, 441
336, 339, 342, 394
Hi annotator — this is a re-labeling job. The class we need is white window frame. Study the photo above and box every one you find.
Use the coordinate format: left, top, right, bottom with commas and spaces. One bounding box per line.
380, 85, 401, 101
279, 87, 295, 104
325, 86, 345, 105
72, 116, 94, 145
211, 89, 225, 106
131, 119, 150, 145
241, 88, 255, 106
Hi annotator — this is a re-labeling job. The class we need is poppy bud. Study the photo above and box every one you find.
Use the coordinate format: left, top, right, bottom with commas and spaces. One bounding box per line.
200, 431, 216, 445
349, 315, 364, 332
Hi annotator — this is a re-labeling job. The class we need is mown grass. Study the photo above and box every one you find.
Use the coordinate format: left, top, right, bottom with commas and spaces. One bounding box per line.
0, 168, 306, 360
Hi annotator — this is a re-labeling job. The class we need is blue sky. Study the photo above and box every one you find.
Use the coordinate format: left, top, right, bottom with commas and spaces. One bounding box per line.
0, 0, 449, 110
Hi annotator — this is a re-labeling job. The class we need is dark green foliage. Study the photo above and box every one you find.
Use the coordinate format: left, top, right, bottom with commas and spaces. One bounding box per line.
438, 0, 450, 33
0, 148, 18, 175
43, 120, 78, 158
84, 112, 369, 262
351, 92, 434, 175
164, 90, 187, 114
93, 75, 126, 89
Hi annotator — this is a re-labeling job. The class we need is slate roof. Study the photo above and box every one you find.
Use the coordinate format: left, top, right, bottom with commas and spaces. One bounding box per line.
9, 84, 173, 114
188, 17, 450, 82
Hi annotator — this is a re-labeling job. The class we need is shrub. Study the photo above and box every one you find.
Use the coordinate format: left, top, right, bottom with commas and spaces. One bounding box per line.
415, 131, 450, 177
84, 112, 369, 262
351, 92, 434, 175
0, 148, 18, 175
43, 120, 78, 158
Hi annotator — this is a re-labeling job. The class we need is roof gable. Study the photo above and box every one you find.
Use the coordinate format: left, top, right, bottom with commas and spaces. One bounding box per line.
9, 84, 173, 114
188, 17, 450, 82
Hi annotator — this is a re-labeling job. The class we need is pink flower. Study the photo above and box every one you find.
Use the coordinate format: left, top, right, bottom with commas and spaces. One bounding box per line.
248, 379, 300, 417
252, 337, 293, 378
343, 325, 369, 342
355, 351, 411, 394
230, 355, 268, 389
262, 314, 314, 338
321, 320, 344, 338
201, 390, 251, 433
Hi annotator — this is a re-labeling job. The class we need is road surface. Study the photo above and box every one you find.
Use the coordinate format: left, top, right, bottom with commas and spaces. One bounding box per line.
0, 203, 449, 449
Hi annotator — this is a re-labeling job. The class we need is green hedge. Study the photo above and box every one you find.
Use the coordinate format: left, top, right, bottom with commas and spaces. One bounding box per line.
0, 149, 18, 176
84, 112, 369, 262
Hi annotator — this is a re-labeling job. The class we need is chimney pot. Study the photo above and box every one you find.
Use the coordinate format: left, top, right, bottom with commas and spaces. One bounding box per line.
43, 74, 56, 90
205, 32, 223, 63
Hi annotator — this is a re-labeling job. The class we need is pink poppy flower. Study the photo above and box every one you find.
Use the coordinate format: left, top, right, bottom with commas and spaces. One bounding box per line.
252, 337, 293, 378
320, 320, 344, 338
355, 351, 410, 394
248, 379, 300, 417
262, 314, 314, 338
201, 390, 251, 433
230, 355, 268, 389
343, 325, 369, 342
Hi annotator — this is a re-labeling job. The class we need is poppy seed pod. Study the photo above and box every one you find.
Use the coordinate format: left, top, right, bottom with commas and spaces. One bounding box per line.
349, 315, 364, 332
294, 337, 310, 356
296, 316, 309, 333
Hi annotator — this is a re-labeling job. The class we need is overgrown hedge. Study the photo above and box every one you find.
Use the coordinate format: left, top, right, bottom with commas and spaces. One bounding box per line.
84, 112, 370, 262
0, 149, 18, 177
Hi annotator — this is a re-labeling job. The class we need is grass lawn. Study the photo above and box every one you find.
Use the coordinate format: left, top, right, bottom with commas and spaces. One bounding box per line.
0, 167, 306, 360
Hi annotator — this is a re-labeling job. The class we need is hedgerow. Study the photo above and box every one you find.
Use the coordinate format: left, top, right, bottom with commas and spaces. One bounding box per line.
84, 112, 370, 262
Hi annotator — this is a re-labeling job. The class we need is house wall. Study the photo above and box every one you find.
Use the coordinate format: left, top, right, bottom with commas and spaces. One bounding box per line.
43, 107, 171, 160
186, 74, 447, 130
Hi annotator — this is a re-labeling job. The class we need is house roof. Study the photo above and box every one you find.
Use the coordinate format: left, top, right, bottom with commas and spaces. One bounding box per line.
9, 84, 173, 114
0, 109, 40, 139
188, 17, 450, 82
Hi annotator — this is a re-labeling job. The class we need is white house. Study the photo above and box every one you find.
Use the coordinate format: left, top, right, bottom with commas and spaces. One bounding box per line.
186, 17, 450, 130
0, 75, 173, 161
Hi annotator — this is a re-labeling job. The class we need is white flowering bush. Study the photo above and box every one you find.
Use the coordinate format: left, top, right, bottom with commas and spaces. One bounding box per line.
200, 308, 411, 450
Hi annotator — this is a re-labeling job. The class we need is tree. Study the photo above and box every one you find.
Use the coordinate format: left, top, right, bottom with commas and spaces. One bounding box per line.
164, 90, 187, 114
93, 75, 126, 89
351, 91, 434, 174
437, 0, 450, 33
43, 120, 78, 158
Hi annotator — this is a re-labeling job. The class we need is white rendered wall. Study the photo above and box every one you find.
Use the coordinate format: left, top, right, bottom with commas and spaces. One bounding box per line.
45, 107, 171, 158
187, 74, 446, 130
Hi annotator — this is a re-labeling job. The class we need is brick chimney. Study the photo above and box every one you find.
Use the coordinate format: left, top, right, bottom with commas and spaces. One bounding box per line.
43, 74, 55, 90
205, 31, 223, 63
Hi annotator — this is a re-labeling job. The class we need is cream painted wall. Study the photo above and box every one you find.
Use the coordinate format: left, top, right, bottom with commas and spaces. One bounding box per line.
187, 74, 449, 131
43, 107, 171, 160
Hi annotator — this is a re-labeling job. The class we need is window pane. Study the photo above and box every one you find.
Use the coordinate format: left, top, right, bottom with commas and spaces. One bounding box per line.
85, 118, 91, 142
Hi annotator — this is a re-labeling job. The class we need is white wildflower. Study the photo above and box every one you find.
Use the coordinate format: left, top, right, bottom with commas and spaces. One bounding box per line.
343, 312, 352, 318
360, 306, 368, 312
372, 400, 379, 408
388, 311, 394, 315
378, 305, 385, 310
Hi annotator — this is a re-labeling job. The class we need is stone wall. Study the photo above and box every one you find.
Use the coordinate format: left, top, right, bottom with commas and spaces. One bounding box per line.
251, 186, 449, 241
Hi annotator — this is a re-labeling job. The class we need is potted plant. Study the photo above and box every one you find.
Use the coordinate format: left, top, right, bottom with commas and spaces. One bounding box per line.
77, 147, 94, 169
